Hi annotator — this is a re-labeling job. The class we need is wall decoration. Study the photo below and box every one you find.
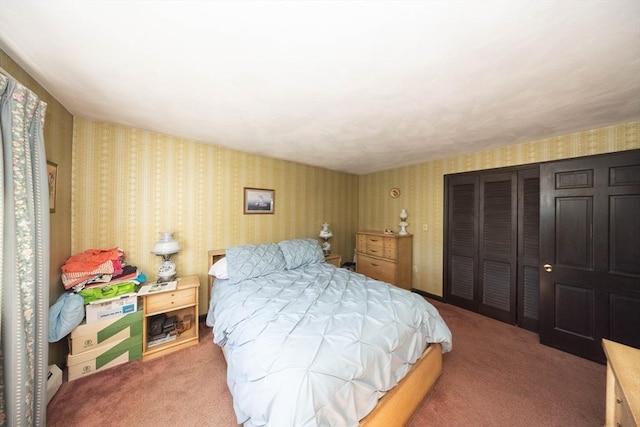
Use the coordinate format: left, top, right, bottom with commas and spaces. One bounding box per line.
244, 187, 275, 214
47, 161, 58, 213
389, 187, 400, 198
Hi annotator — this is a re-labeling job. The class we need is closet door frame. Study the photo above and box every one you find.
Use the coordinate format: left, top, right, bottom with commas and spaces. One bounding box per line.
517, 168, 540, 331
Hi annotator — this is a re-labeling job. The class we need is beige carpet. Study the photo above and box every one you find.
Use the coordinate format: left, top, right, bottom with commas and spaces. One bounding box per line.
47, 299, 605, 426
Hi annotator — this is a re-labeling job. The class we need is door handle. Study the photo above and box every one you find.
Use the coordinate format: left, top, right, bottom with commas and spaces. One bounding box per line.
543, 264, 553, 273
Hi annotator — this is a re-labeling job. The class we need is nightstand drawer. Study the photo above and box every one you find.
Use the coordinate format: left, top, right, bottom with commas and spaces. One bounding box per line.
325, 254, 342, 267
145, 288, 196, 314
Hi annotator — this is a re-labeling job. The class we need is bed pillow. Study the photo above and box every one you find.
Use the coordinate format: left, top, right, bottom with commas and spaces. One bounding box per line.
208, 257, 229, 279
278, 238, 325, 270
226, 243, 286, 284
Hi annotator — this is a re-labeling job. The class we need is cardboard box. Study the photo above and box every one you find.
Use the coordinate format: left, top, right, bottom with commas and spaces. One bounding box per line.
69, 309, 142, 355
67, 333, 142, 381
47, 364, 62, 404
85, 294, 138, 323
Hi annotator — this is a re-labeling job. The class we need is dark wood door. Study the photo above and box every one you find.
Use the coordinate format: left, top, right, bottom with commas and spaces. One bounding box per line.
539, 150, 640, 363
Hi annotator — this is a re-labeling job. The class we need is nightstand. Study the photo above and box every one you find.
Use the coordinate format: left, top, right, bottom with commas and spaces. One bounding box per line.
325, 254, 342, 267
141, 274, 200, 361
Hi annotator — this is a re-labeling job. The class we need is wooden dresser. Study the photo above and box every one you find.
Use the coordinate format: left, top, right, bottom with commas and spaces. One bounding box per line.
603, 339, 640, 427
356, 231, 412, 290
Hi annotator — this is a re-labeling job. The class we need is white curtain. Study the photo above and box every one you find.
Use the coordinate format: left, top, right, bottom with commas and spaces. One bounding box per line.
0, 73, 50, 426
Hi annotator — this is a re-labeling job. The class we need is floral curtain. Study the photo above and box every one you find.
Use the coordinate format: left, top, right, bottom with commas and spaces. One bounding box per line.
0, 73, 49, 426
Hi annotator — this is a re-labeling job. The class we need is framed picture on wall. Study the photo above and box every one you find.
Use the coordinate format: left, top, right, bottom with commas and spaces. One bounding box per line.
244, 187, 275, 214
47, 161, 58, 213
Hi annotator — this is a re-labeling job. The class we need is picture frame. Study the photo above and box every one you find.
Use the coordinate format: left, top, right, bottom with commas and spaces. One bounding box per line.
244, 187, 275, 214
47, 161, 58, 213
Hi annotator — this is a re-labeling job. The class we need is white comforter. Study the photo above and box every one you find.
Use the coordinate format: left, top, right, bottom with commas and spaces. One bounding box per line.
206, 263, 452, 427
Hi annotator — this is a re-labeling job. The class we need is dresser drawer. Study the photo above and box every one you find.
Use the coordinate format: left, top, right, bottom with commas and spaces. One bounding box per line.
145, 288, 196, 314
366, 245, 385, 257
614, 381, 635, 427
383, 241, 398, 260
357, 254, 397, 284
366, 235, 384, 248
383, 237, 397, 249
365, 235, 383, 257
357, 234, 367, 252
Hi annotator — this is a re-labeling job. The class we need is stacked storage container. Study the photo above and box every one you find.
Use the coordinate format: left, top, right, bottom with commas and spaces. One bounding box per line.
67, 308, 143, 381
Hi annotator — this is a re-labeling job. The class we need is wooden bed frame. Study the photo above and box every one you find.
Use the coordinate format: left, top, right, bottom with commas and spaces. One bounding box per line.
207, 249, 443, 427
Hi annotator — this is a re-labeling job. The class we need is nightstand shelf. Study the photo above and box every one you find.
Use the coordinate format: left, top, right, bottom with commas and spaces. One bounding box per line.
141, 274, 200, 361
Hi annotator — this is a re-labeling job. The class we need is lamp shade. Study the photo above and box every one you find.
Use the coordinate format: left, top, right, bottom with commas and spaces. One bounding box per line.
151, 231, 181, 256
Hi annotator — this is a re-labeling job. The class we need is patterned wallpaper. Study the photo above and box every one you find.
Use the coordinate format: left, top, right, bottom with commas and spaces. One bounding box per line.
72, 118, 359, 312
358, 121, 639, 296
72, 118, 639, 305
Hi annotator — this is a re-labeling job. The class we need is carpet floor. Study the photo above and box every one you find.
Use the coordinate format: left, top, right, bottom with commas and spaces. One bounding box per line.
47, 299, 605, 426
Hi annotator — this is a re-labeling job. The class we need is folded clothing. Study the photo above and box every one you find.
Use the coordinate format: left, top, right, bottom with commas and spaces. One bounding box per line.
78, 281, 138, 304
61, 247, 125, 290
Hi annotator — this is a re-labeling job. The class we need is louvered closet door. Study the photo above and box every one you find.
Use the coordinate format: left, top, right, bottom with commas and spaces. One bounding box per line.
517, 168, 540, 331
446, 174, 479, 312
445, 166, 540, 330
478, 172, 517, 324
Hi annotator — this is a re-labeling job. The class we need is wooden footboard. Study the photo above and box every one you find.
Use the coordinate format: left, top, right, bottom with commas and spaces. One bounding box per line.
360, 343, 443, 427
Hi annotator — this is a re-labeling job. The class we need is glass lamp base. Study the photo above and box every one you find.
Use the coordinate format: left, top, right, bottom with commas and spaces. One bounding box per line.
157, 259, 177, 283
157, 274, 177, 283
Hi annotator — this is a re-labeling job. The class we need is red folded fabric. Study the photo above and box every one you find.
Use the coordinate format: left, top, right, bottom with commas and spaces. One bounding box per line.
61, 248, 123, 273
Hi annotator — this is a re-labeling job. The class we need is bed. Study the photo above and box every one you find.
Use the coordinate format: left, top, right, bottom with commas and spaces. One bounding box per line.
206, 239, 452, 427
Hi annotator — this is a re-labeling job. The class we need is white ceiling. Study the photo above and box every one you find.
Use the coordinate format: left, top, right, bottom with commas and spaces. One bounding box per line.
1, 1, 639, 175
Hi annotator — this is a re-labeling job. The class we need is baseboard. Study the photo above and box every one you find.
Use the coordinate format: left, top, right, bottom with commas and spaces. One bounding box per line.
411, 288, 444, 302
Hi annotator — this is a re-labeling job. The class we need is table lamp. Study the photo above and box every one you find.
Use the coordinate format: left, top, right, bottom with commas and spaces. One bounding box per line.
151, 231, 181, 283
319, 223, 333, 255
399, 209, 409, 235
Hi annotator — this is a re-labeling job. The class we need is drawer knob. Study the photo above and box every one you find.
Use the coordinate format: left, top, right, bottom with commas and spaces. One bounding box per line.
616, 398, 623, 404
372, 263, 378, 267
